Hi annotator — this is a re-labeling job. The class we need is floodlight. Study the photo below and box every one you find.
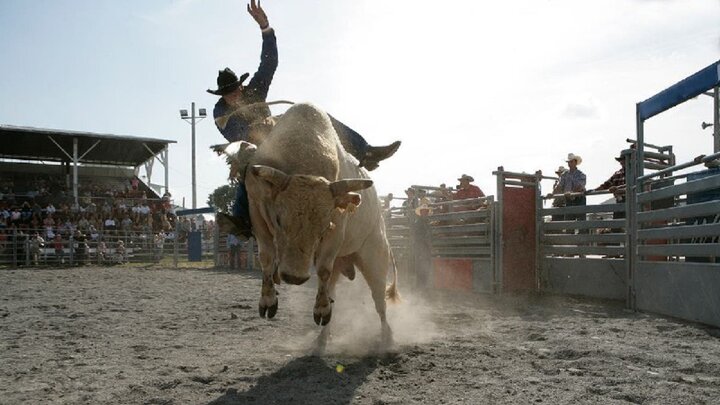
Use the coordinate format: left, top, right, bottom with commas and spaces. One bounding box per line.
180, 109, 189, 118
199, 108, 207, 117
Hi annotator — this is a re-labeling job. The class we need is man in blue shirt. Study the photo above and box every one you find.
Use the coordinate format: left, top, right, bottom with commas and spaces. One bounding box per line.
209, 0, 400, 236
557, 153, 587, 230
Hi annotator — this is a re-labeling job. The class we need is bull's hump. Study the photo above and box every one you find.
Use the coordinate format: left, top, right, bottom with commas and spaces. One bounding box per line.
254, 103, 340, 178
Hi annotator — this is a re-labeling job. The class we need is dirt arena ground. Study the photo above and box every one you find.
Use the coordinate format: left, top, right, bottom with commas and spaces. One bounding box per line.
1, 266, 719, 404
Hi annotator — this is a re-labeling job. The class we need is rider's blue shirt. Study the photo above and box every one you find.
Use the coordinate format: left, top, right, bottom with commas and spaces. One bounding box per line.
213, 28, 278, 143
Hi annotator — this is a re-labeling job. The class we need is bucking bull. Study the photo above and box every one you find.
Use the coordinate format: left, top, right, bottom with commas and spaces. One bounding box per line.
219, 102, 399, 350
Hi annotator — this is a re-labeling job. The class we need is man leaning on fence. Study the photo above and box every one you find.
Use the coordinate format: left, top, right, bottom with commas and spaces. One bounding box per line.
556, 153, 587, 231
453, 174, 484, 211
589, 151, 627, 236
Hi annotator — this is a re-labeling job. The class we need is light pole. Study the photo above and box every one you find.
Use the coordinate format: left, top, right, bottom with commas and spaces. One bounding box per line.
180, 102, 207, 208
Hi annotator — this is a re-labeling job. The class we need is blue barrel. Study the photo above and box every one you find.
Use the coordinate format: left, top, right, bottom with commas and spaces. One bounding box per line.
187, 231, 202, 262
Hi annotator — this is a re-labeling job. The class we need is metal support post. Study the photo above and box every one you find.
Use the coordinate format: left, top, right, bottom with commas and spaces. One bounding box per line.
625, 147, 637, 310
494, 167, 505, 295
73, 137, 79, 207
173, 220, 179, 268
714, 86, 719, 153
534, 171, 543, 291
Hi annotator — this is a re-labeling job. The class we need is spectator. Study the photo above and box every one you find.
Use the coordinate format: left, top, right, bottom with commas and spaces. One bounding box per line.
592, 152, 627, 205
549, 166, 568, 223
53, 234, 65, 264
97, 241, 108, 264
115, 240, 126, 263
153, 233, 166, 262
415, 189, 432, 216
77, 215, 90, 232
383, 193, 393, 210
433, 183, 453, 212
88, 224, 100, 241
227, 233, 241, 269
453, 174, 484, 211
557, 153, 586, 205
591, 151, 627, 229
556, 153, 587, 229
29, 232, 45, 265
402, 188, 419, 214
74, 230, 88, 265
104, 216, 117, 232
120, 215, 133, 238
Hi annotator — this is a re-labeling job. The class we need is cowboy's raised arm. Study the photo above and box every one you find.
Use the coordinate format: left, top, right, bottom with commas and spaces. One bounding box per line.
245, 0, 277, 101
247, 0, 269, 30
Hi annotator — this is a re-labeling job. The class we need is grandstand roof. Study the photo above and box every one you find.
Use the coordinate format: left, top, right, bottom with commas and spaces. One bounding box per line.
0, 124, 176, 167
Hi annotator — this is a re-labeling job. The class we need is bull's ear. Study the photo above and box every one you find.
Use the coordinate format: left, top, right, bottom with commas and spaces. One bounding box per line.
335, 192, 362, 211
329, 179, 373, 197
250, 165, 290, 190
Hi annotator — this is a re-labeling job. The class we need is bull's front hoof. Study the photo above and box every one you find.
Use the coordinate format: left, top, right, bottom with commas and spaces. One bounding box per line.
267, 300, 279, 319
313, 310, 332, 326
259, 295, 278, 318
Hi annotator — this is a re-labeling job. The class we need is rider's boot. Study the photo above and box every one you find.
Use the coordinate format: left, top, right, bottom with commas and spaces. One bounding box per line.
358, 141, 401, 171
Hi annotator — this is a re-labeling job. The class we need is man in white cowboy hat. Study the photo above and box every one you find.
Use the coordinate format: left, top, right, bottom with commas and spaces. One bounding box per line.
556, 153, 587, 224
210, 0, 401, 237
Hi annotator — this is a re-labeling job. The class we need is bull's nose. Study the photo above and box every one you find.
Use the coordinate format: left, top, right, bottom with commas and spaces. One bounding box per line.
280, 272, 310, 285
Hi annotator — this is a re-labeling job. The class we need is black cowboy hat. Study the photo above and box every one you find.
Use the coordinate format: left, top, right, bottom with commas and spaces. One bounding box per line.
207, 68, 250, 95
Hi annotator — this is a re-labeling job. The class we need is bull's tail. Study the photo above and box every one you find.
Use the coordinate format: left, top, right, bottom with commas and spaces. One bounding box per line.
385, 247, 401, 303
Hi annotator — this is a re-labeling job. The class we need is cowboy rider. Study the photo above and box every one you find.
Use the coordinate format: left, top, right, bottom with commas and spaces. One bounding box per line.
209, 0, 401, 236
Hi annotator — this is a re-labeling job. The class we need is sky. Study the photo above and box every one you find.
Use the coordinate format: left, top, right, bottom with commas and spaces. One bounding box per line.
1, 0, 719, 207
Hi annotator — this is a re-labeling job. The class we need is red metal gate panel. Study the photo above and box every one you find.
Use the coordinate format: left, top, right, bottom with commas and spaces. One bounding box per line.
502, 187, 536, 292
433, 258, 473, 291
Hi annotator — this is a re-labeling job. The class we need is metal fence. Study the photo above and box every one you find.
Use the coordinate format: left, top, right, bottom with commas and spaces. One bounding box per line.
0, 222, 258, 271
383, 194, 495, 292
627, 151, 720, 326
0, 227, 172, 267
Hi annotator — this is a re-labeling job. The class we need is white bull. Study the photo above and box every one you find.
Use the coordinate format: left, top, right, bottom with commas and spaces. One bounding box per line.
237, 102, 399, 348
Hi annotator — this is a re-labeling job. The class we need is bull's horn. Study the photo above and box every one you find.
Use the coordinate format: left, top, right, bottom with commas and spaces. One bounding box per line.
250, 165, 290, 189
329, 179, 373, 197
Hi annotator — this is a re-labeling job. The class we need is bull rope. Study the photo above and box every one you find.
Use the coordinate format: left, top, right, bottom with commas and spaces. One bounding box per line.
215, 100, 296, 129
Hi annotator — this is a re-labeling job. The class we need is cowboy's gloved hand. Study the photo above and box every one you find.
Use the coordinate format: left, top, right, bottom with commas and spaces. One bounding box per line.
228, 141, 257, 182
247, 0, 269, 29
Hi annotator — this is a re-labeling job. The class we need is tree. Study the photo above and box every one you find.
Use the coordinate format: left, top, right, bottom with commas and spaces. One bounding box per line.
207, 184, 238, 213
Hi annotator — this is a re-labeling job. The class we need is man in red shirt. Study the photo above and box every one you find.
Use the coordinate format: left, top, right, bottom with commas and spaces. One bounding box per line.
453, 174, 484, 211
